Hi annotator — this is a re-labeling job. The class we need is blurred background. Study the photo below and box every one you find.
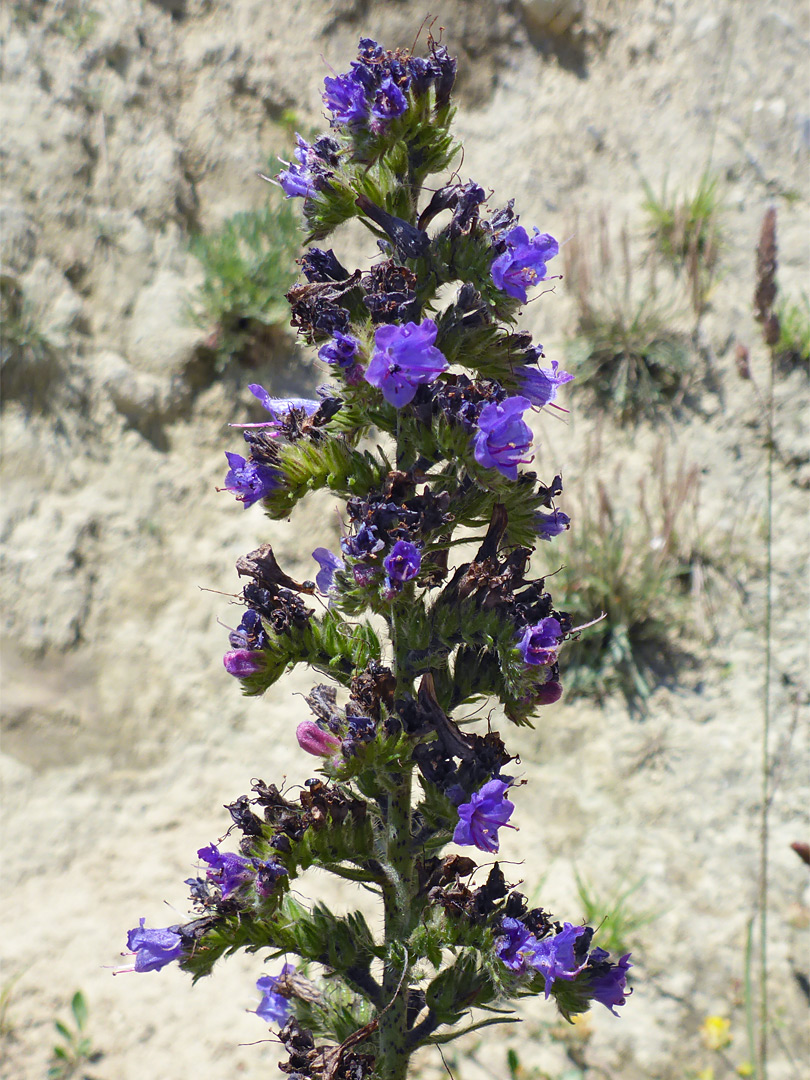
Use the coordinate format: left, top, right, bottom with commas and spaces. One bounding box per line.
1, 2, 808, 1078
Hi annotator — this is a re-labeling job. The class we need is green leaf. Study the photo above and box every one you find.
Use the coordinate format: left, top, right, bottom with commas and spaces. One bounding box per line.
70, 990, 88, 1031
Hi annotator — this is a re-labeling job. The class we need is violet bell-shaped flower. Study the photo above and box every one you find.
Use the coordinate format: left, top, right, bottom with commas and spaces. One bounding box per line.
246, 384, 320, 426
254, 965, 295, 1024
491, 225, 559, 303
317, 331, 360, 369
495, 916, 542, 974
277, 134, 316, 199
583, 948, 633, 1016
382, 540, 421, 593
453, 778, 515, 853
535, 508, 571, 541
323, 72, 368, 126
530, 922, 592, 998
473, 396, 534, 480
222, 453, 278, 508
115, 919, 182, 974
364, 319, 449, 407
519, 359, 574, 409
312, 547, 345, 594
370, 75, 408, 126
197, 844, 254, 899
517, 617, 563, 666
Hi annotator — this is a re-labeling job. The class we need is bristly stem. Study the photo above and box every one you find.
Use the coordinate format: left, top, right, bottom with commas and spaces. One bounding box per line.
378, 593, 415, 1079
378, 768, 414, 1080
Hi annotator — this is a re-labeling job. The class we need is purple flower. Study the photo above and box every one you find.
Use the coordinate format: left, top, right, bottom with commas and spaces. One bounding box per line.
254, 965, 295, 1024
535, 509, 570, 541
453, 778, 515, 853
249, 385, 320, 418
197, 844, 255, 899
382, 540, 421, 591
517, 618, 563, 667
534, 678, 563, 705
197, 844, 286, 899
318, 331, 360, 369
323, 73, 368, 126
278, 135, 316, 199
341, 523, 385, 559
370, 76, 408, 125
519, 360, 574, 408
364, 320, 449, 407
297, 720, 342, 758
495, 917, 541, 973
530, 923, 590, 998
491, 226, 559, 303
116, 918, 182, 974
473, 396, 534, 480
222, 452, 278, 508
584, 949, 633, 1016
312, 547, 345, 594
223, 648, 265, 677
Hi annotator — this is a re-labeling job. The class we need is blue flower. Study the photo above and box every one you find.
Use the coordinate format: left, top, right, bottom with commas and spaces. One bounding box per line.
473, 396, 534, 480
370, 76, 408, 125
197, 844, 286, 899
318, 331, 361, 369
491, 226, 559, 303
249, 384, 320, 418
312, 547, 345, 594
222, 452, 278, 507
529, 923, 591, 998
323, 73, 368, 125
583, 949, 633, 1016
453, 778, 515, 853
276, 134, 340, 199
341, 523, 385, 559
519, 360, 574, 408
254, 965, 295, 1024
277, 135, 316, 198
382, 540, 421, 594
117, 919, 183, 974
535, 508, 570, 541
364, 320, 449, 407
517, 617, 563, 666
495, 917, 541, 973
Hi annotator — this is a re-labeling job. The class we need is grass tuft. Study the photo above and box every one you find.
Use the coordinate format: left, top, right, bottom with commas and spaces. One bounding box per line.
642, 170, 725, 314
556, 449, 718, 705
190, 196, 301, 368
564, 218, 692, 423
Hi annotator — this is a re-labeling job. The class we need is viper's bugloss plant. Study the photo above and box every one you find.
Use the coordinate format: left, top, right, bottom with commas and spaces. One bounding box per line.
119, 35, 632, 1078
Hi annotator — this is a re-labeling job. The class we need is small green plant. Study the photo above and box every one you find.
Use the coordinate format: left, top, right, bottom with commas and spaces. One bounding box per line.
557, 452, 704, 704
190, 196, 301, 367
0, 274, 59, 405
574, 871, 657, 958
48, 991, 101, 1080
642, 170, 725, 313
57, 2, 100, 45
773, 292, 810, 373
564, 222, 692, 422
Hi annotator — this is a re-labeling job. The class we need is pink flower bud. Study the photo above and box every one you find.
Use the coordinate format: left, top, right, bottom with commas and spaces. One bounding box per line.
296, 721, 341, 758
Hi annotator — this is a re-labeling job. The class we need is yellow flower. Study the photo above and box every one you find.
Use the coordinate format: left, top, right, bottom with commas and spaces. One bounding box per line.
700, 1015, 732, 1051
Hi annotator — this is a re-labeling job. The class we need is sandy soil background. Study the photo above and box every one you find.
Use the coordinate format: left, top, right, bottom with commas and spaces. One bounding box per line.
1, 1, 808, 1078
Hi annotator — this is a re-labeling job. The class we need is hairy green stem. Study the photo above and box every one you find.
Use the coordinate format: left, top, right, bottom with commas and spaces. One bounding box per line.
378, 769, 414, 1080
